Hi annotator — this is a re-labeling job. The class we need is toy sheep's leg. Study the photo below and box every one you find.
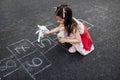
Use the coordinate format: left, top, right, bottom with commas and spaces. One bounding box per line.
38, 33, 41, 42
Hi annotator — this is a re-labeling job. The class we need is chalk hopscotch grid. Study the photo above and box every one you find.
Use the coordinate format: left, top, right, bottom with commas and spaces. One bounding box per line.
0, 56, 17, 71
7, 39, 37, 51
77, 18, 94, 30
1, 36, 54, 80
6, 39, 37, 59
6, 38, 44, 61
27, 51, 52, 76
17, 50, 52, 80
0, 55, 21, 79
32, 23, 58, 54
17, 49, 52, 68
32, 36, 57, 54
47, 36, 69, 51
6, 39, 52, 80
0, 18, 94, 80
3, 67, 21, 78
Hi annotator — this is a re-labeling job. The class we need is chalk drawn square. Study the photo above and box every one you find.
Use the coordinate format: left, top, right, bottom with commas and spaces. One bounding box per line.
33, 37, 56, 53
47, 34, 58, 44
46, 23, 56, 30
44, 23, 60, 43
19, 50, 51, 76
0, 56, 20, 78
7, 39, 36, 59
78, 18, 94, 30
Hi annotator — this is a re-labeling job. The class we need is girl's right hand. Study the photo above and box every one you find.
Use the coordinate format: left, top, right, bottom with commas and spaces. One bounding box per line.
43, 31, 50, 35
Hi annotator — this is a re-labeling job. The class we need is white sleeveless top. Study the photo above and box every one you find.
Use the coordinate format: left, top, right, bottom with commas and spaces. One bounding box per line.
72, 17, 84, 34
57, 17, 85, 39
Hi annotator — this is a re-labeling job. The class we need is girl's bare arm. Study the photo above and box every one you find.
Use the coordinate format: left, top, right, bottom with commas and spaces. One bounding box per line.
44, 24, 62, 34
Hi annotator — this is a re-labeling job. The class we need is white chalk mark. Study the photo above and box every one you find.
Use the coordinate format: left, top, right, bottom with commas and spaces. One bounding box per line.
47, 36, 69, 51
26, 58, 42, 67
32, 40, 37, 43
52, 37, 58, 41
0, 55, 14, 62
5, 39, 52, 80
36, 44, 44, 48
6, 49, 51, 80
6, 48, 17, 59
0, 60, 16, 71
35, 38, 52, 48
0, 56, 17, 71
31, 58, 42, 67
3, 67, 21, 77
12, 56, 36, 80
59, 44, 69, 51
17, 50, 36, 60
7, 39, 37, 58
21, 46, 29, 52
0, 66, 7, 71
35, 41, 56, 54
44, 44, 57, 54
6, 42, 36, 79
41, 39, 52, 47
78, 18, 94, 27
7, 39, 25, 46
14, 48, 20, 54
33, 64, 52, 76
47, 36, 58, 45
14, 46, 30, 54
6, 60, 17, 68
7, 39, 36, 48
45, 23, 54, 27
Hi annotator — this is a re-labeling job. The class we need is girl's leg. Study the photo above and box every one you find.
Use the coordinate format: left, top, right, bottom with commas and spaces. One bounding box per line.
73, 43, 94, 56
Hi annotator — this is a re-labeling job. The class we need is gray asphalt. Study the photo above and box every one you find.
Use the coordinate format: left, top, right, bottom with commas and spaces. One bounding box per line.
0, 0, 120, 80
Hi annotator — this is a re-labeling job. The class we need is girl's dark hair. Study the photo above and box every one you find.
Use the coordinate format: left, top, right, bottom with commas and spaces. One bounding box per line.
55, 4, 77, 36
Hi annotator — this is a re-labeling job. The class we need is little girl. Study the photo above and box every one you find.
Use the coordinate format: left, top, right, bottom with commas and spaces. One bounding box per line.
44, 4, 94, 56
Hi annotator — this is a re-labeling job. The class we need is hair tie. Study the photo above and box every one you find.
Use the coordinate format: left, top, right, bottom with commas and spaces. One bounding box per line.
63, 8, 65, 18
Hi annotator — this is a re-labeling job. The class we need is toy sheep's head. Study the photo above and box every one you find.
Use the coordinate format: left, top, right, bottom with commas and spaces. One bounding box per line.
37, 25, 49, 32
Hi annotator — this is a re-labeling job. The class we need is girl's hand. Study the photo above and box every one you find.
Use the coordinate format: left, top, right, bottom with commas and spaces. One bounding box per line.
43, 31, 50, 35
58, 38, 67, 43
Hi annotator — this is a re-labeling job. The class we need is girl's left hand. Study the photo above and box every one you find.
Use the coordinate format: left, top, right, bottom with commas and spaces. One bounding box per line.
58, 38, 67, 43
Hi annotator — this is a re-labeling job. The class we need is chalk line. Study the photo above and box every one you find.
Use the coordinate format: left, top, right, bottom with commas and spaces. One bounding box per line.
3, 67, 21, 77
7, 39, 36, 48
26, 57, 43, 67
17, 50, 37, 60
78, 18, 94, 27
6, 46, 35, 79
33, 64, 52, 76
0, 55, 14, 63
44, 44, 57, 54
7, 39, 26, 46
32, 38, 57, 54
45, 23, 54, 27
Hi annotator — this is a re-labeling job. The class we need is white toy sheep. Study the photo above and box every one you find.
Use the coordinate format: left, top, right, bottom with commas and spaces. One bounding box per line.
35, 25, 49, 42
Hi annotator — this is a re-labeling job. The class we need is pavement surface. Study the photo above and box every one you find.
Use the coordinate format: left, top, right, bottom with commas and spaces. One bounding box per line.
0, 0, 120, 80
